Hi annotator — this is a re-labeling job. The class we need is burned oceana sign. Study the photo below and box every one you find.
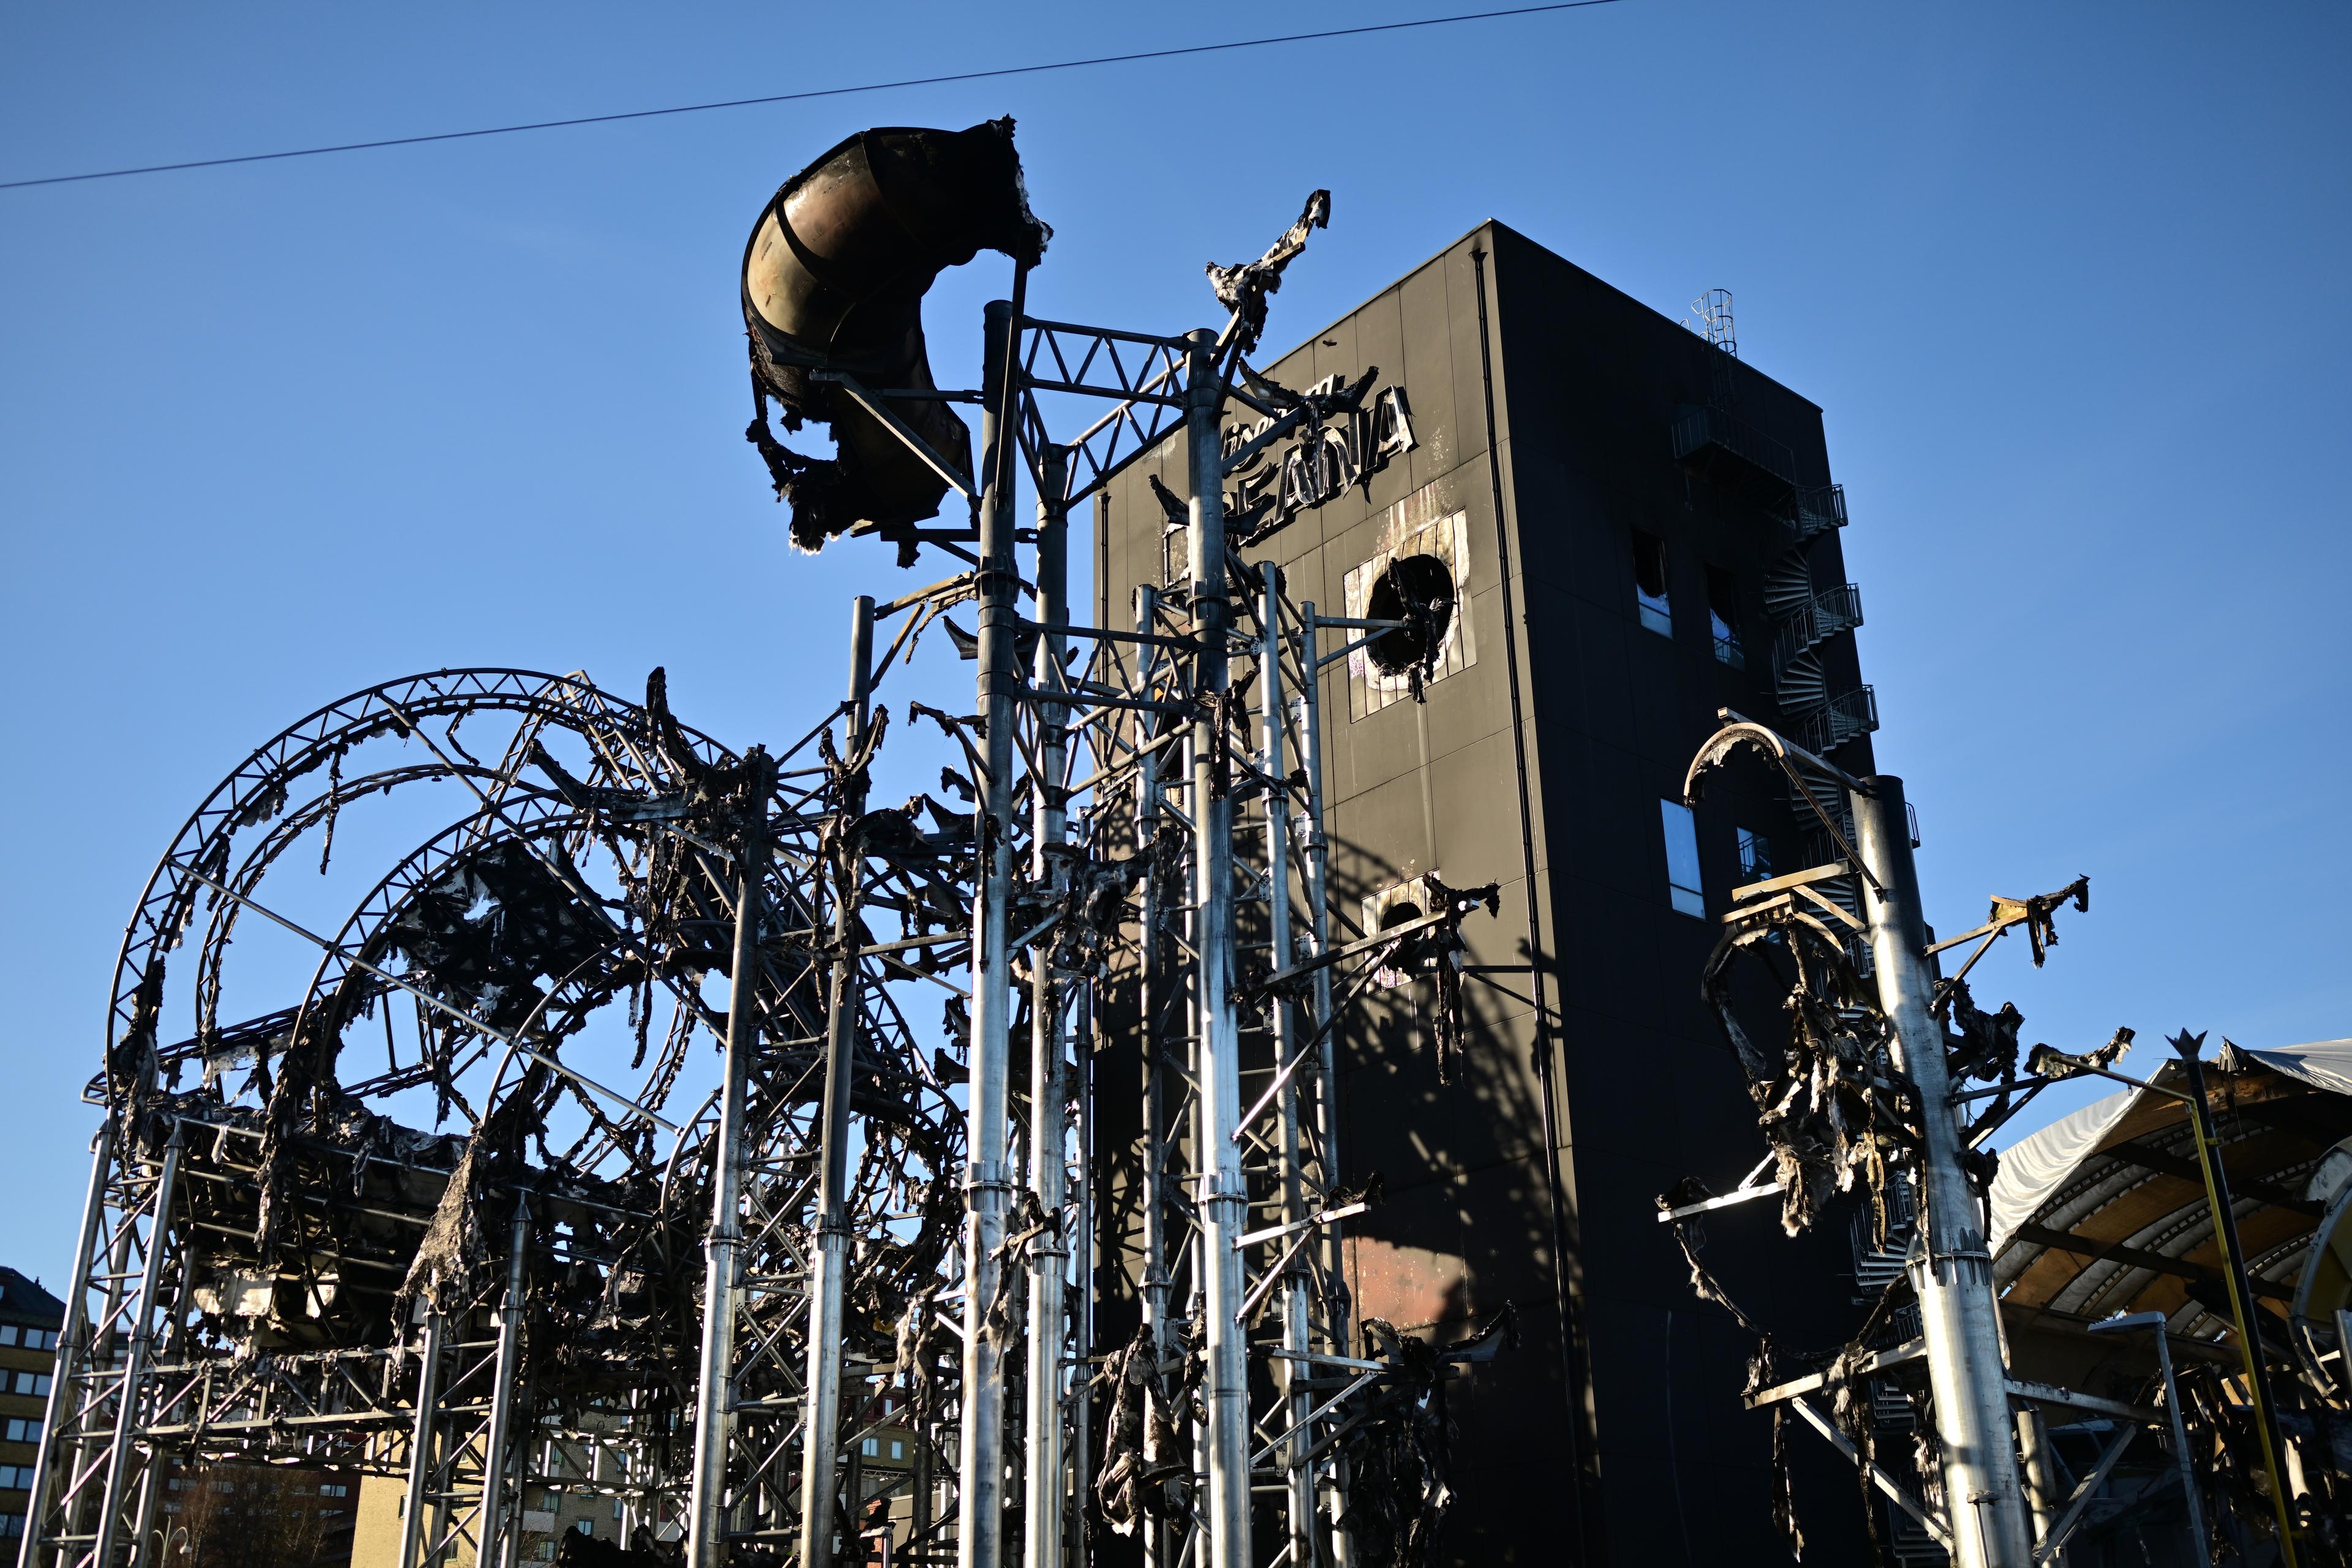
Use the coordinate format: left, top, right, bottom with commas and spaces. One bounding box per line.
1223, 372, 1415, 540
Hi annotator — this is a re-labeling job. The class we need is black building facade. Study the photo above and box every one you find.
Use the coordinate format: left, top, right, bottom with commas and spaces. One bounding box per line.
1094, 224, 1881, 1564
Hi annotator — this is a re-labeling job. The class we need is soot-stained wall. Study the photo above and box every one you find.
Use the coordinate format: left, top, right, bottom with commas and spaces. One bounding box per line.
1093, 222, 1878, 1566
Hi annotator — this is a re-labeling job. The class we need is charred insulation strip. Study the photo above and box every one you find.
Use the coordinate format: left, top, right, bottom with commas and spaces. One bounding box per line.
1206, 189, 1329, 355
1699, 900, 1909, 1241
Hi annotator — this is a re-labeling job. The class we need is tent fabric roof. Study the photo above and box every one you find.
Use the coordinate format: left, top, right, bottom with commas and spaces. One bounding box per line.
1987, 1040, 2352, 1339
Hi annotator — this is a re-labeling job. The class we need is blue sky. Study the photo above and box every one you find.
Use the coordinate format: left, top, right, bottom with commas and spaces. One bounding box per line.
2, 2, 2346, 1285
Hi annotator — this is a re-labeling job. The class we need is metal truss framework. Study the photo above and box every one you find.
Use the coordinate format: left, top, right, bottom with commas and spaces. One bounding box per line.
28, 225, 1499, 1568
1665, 718, 2334, 1568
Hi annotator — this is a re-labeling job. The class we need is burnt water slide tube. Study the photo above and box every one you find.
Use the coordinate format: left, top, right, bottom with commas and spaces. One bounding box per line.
741, 118, 1050, 556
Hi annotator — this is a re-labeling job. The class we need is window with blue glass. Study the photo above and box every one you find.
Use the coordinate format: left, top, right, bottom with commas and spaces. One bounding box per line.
1660, 799, 1704, 917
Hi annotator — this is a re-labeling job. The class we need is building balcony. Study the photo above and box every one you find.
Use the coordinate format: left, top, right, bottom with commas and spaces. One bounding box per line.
1797, 684, 1879, 754
1671, 403, 1798, 511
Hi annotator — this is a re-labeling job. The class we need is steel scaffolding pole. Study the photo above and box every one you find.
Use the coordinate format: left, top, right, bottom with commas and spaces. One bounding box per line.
90, 1121, 182, 1568
125, 1452, 160, 1568
1070, 983, 1095, 1568
1852, 777, 2031, 1568
689, 747, 776, 1568
1182, 722, 1207, 1547
478, 1198, 532, 1568
959, 284, 1027, 1568
20, 1126, 110, 1568
803, 594, 877, 1568
1184, 327, 1253, 1568
1024, 447, 1072, 1568
1259, 568, 1318, 1568
66, 1169, 145, 1559
396, 1310, 447, 1568
1133, 582, 1172, 1568
1295, 606, 1353, 1568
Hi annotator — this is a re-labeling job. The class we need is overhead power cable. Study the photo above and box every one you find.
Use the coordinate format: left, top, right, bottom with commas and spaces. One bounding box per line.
0, 0, 1624, 193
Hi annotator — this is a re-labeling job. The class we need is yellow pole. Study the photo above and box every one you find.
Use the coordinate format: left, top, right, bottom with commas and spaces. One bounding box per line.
2179, 1072, 2299, 1567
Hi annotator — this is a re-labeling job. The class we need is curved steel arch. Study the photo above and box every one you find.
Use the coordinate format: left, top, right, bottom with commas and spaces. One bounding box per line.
107, 668, 735, 1098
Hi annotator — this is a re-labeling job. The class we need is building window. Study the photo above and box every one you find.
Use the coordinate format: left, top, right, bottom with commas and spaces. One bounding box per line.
861, 1438, 880, 1457
5, 1419, 37, 1443
10, 1374, 51, 1398
0, 1327, 16, 1347
1706, 565, 1744, 668
1736, 828, 1773, 886
1633, 532, 1672, 637
1660, 800, 1705, 918
891, 1440, 905, 1460
0, 1514, 24, 1540
319, 1483, 349, 1499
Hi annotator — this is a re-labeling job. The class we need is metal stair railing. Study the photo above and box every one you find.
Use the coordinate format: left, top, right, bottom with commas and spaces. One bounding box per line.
1797, 684, 1879, 755
1670, 403, 1801, 509
1767, 583, 1865, 687
1789, 483, 1847, 545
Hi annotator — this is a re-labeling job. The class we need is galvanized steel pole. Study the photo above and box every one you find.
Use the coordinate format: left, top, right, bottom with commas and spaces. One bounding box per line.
1185, 326, 1254, 1568
68, 1169, 144, 1556
91, 1121, 182, 1568
1070, 984, 1095, 1568
1024, 449, 1072, 1568
395, 1309, 446, 1568
688, 748, 775, 1568
20, 1126, 110, 1568
803, 597, 876, 1568
1853, 778, 2030, 1568
1132, 582, 1172, 1568
1259, 568, 1319, 1568
477, 1198, 532, 1568
2015, 1409, 2065, 1567
1294, 606, 1354, 1568
959, 289, 1026, 1568
2086, 1312, 2205, 1561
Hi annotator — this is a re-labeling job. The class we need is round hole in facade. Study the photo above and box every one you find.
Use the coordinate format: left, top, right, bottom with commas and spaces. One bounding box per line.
1364, 554, 1455, 677
1374, 900, 1425, 987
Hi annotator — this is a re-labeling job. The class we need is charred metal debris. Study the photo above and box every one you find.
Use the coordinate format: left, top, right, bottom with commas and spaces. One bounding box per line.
1662, 714, 2352, 1568
37, 124, 1512, 1568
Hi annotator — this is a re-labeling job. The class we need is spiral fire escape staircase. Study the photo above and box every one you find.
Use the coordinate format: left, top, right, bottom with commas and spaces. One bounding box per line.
1672, 317, 1878, 922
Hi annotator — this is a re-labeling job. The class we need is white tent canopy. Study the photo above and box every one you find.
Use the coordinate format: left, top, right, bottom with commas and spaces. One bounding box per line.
1991, 1039, 2352, 1251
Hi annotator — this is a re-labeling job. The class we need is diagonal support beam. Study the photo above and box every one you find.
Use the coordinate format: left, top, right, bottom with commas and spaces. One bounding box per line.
1787, 1395, 1952, 1551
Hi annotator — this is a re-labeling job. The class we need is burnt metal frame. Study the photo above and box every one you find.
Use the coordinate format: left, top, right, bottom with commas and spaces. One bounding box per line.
27, 669, 957, 1568
39, 225, 1504, 1568
780, 268, 1476, 1568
